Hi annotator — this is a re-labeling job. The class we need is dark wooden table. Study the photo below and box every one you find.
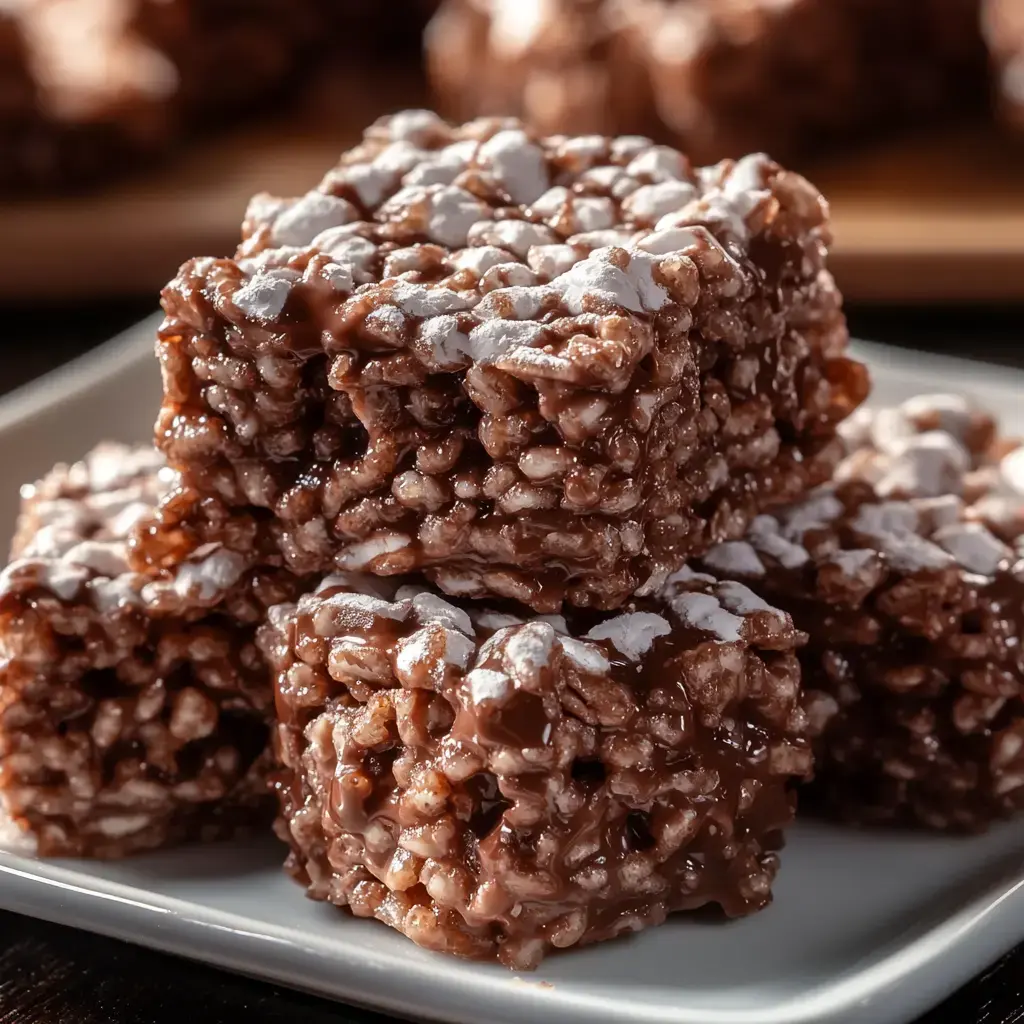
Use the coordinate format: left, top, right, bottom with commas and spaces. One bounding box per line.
0, 301, 1022, 1024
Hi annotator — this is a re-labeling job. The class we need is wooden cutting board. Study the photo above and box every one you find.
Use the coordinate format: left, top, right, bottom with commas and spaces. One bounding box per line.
1, 69, 1021, 305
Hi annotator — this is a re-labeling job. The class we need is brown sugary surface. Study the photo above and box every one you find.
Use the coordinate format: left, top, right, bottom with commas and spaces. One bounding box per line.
0, 443, 303, 857
260, 570, 813, 968
141, 110, 865, 611
698, 394, 1024, 831
426, 0, 987, 163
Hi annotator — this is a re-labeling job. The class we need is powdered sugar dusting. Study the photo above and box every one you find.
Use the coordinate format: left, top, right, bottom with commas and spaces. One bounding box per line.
478, 129, 549, 205
669, 592, 744, 643
586, 612, 671, 661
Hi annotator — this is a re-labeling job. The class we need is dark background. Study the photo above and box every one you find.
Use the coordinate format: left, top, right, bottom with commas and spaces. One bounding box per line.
0, 300, 1020, 1023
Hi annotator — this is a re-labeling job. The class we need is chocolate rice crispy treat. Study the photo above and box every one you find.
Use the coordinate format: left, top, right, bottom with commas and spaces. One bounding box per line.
129, 0, 319, 119
425, 0, 655, 139
983, 0, 1024, 130
259, 570, 813, 968
139, 111, 866, 612
697, 395, 1024, 832
0, 443, 302, 858
0, 0, 179, 191
426, 0, 987, 163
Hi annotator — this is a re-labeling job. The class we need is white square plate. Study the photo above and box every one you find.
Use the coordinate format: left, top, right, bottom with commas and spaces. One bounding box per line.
0, 317, 1022, 1024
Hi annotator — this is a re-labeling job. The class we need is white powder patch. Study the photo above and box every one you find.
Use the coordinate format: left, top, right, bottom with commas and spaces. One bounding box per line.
23, 525, 78, 559
324, 591, 407, 620
828, 549, 878, 575
340, 159, 404, 209
395, 627, 438, 679
479, 130, 550, 204
450, 246, 514, 275
400, 590, 474, 636
527, 244, 578, 279
313, 232, 377, 281
34, 561, 90, 602
900, 393, 972, 438
244, 193, 289, 230
173, 548, 247, 601
626, 146, 687, 182
876, 432, 970, 498
313, 573, 392, 598
337, 533, 412, 569
850, 502, 953, 573
233, 271, 295, 322
404, 140, 478, 187
418, 315, 471, 369
911, 494, 964, 529
703, 541, 766, 578
315, 591, 408, 637
426, 187, 490, 248
474, 610, 524, 631
567, 197, 617, 233
635, 226, 706, 256
558, 636, 611, 675
387, 109, 446, 144
669, 592, 744, 643
443, 628, 475, 669
476, 285, 550, 321
86, 445, 164, 492
91, 574, 143, 612
324, 262, 354, 292
838, 406, 875, 449
780, 492, 844, 538
663, 565, 717, 586
505, 622, 556, 677
623, 180, 698, 224
933, 523, 1011, 577
61, 540, 128, 578
467, 668, 512, 704
551, 250, 668, 314
272, 192, 357, 246
851, 501, 920, 537
367, 305, 405, 334
474, 219, 559, 257
0, 800, 36, 854
107, 501, 154, 538
531, 185, 571, 218
391, 282, 472, 317
586, 612, 671, 661
748, 516, 809, 569
467, 319, 546, 364
1000, 446, 1024, 495
715, 581, 777, 616
536, 614, 568, 634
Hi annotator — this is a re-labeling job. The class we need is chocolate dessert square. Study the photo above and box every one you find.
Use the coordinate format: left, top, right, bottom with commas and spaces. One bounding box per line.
259, 570, 813, 968
0, 444, 301, 857
139, 111, 865, 612
698, 395, 1024, 831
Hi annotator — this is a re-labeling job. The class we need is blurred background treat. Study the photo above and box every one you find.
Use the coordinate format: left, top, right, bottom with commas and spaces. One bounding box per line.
427, 0, 988, 163
0, 0, 1023, 305
984, 0, 1024, 129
